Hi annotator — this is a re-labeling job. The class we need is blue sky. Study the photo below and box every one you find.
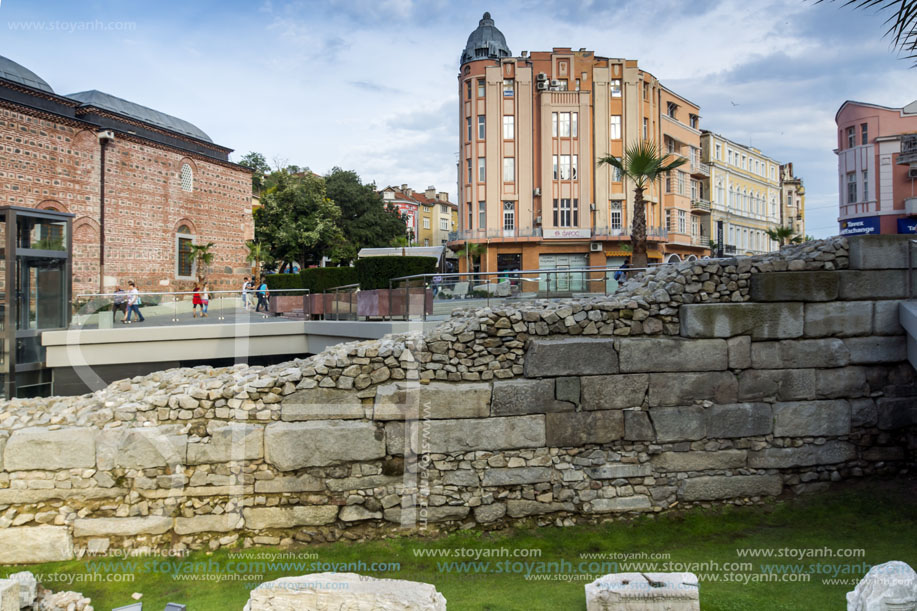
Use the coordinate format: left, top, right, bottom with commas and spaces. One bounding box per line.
2, 0, 915, 237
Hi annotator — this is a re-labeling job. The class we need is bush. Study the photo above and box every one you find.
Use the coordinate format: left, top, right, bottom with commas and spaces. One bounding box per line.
263, 274, 304, 295
300, 267, 358, 293
355, 256, 437, 291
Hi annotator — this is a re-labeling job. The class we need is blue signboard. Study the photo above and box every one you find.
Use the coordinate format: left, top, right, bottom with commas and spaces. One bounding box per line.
839, 217, 881, 236
898, 217, 917, 234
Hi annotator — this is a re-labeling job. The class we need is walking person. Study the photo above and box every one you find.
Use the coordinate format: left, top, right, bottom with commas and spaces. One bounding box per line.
112, 286, 128, 324
191, 284, 203, 317
255, 278, 269, 313
200, 283, 210, 318
241, 276, 250, 310
124, 281, 145, 324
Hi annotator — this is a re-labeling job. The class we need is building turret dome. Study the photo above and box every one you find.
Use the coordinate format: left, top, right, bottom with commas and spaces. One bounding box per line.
0, 55, 54, 93
460, 12, 511, 65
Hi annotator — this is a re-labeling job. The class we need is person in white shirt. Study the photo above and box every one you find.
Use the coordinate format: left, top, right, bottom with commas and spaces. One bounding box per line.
241, 277, 250, 310
124, 281, 145, 323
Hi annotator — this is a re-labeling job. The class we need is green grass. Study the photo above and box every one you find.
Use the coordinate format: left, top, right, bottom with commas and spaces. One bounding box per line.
5, 477, 915, 610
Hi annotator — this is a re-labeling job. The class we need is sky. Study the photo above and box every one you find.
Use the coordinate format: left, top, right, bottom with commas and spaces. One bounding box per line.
2, 0, 915, 238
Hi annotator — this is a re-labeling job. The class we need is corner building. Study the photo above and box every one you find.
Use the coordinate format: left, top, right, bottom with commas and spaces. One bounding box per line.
451, 13, 709, 281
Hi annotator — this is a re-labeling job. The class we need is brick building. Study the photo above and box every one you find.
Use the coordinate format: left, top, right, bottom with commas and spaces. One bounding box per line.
0, 55, 252, 297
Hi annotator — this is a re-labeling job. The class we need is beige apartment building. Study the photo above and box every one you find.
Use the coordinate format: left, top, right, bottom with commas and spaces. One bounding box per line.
780, 163, 806, 238
450, 12, 709, 282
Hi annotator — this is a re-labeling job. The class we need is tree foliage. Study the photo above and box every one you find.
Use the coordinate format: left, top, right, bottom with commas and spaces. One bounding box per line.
238, 151, 271, 194
815, 0, 917, 64
188, 242, 215, 283
765, 225, 804, 246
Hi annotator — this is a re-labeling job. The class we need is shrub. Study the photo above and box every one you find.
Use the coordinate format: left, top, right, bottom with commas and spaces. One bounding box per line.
263, 274, 304, 294
355, 256, 437, 291
300, 267, 358, 293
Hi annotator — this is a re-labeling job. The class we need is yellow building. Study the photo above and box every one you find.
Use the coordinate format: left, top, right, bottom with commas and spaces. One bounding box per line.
780, 163, 806, 238
701, 132, 783, 256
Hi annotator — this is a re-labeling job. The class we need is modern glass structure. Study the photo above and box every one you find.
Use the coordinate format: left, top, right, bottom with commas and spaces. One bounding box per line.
0, 206, 73, 398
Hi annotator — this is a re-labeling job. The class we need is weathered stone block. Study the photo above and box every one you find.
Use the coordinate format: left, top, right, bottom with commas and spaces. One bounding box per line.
555, 377, 580, 405
506, 499, 575, 517
187, 424, 262, 464
417, 415, 545, 453
4, 427, 95, 471
97, 427, 187, 470
844, 561, 917, 611
748, 441, 856, 468
586, 464, 652, 479
728, 335, 751, 369
877, 397, 917, 429
706, 403, 772, 438
873, 300, 905, 335
590, 495, 653, 513
474, 503, 506, 523
838, 270, 909, 300
0, 527, 73, 564
679, 475, 782, 501
586, 573, 699, 611
242, 506, 339, 529
681, 303, 804, 339
491, 379, 573, 416
326, 474, 401, 492
247, 573, 446, 611
375, 382, 491, 419
524, 338, 618, 377
385, 421, 406, 455
844, 336, 908, 364
264, 421, 385, 470
773, 400, 850, 437
8, 571, 35, 609
847, 234, 914, 269
649, 406, 706, 442
384, 505, 470, 523
619, 338, 727, 372
737, 369, 815, 401
580, 374, 648, 410
254, 473, 324, 493
482, 467, 553, 486
648, 372, 737, 407
281, 387, 364, 420
804, 301, 873, 337
750, 271, 838, 302
545, 410, 624, 446
815, 367, 868, 399
73, 517, 172, 537
652, 450, 747, 471
443, 470, 479, 487
624, 410, 654, 440
0, 579, 17, 611
751, 339, 850, 369
175, 514, 242, 535
851, 398, 877, 428
340, 506, 383, 522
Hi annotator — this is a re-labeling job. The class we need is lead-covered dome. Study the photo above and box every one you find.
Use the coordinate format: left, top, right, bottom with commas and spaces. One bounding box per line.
0, 55, 54, 93
460, 12, 511, 65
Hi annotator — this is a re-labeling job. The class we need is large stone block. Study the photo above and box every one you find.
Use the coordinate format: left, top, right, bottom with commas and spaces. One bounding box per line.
242, 506, 339, 529
652, 450, 747, 471
383, 505, 470, 524
374, 382, 491, 420
506, 500, 575, 517
281, 387, 365, 420
174, 514, 243, 535
187, 424, 263, 464
773, 400, 850, 437
624, 410, 655, 440
0, 527, 73, 564
326, 474, 401, 492
648, 372, 737, 407
0, 432, 6, 471
844, 336, 908, 364
590, 495, 653, 513
681, 303, 804, 339
737, 369, 816, 401
679, 475, 782, 501
247, 573, 446, 611
649, 406, 706, 442
838, 270, 909, 300
751, 339, 850, 369
0, 579, 17, 611
73, 517, 172, 537
706, 403, 772, 438
264, 421, 385, 470
873, 300, 906, 335
8, 572, 35, 609
580, 374, 648, 410
619, 338, 727, 372
414, 415, 545, 453
748, 441, 856, 468
851, 398, 877, 428
482, 467, 553, 486
586, 572, 699, 611
845, 561, 917, 611
804, 301, 873, 338
491, 379, 573, 416
815, 367, 869, 399
728, 335, 751, 369
877, 397, 917, 430
750, 271, 839, 302
524, 338, 618, 377
97, 427, 187, 470
847, 234, 914, 269
586, 464, 652, 479
4, 427, 96, 471
545, 410, 624, 446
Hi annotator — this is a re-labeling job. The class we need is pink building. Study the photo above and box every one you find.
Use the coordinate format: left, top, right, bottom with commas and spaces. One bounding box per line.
835, 100, 917, 235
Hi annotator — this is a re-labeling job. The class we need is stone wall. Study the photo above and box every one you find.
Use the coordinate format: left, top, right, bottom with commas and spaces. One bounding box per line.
0, 235, 913, 563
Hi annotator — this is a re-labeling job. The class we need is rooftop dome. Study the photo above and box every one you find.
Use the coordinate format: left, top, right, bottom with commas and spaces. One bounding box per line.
67, 90, 212, 143
0, 56, 54, 93
460, 12, 511, 65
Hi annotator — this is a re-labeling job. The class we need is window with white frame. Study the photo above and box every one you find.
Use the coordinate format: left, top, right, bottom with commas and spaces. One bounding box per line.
466, 159, 472, 183
423, 217, 430, 229
503, 115, 514, 139
572, 112, 578, 137
558, 112, 571, 137
677, 209, 687, 234
610, 201, 622, 228
559, 155, 572, 179
677, 171, 685, 195
610, 115, 621, 139
503, 201, 515, 233
611, 160, 623, 182
181, 163, 193, 192
478, 201, 486, 228
477, 78, 485, 97
847, 172, 857, 203
861, 123, 868, 145
552, 113, 558, 137
176, 224, 194, 278
553, 155, 559, 180
862, 170, 868, 201
847, 126, 855, 148
503, 157, 515, 182
478, 157, 486, 181
477, 115, 485, 139
466, 117, 472, 141
610, 79, 622, 97
715, 143, 721, 160
643, 118, 648, 139
572, 155, 578, 180
440, 218, 449, 231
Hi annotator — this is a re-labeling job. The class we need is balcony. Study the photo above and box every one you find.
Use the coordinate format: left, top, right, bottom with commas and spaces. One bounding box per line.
448, 228, 543, 242
690, 161, 710, 177
594, 225, 668, 240
723, 244, 737, 254
690, 199, 712, 214
899, 134, 917, 165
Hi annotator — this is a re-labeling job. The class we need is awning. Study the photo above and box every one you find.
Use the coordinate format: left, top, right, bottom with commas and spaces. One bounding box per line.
603, 250, 662, 259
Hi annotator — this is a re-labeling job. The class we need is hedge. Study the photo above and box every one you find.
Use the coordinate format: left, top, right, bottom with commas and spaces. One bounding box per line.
355, 256, 437, 290
300, 267, 358, 293
263, 274, 304, 293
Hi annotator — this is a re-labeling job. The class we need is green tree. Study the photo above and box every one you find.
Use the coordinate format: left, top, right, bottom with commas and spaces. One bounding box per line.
254, 170, 345, 270
815, 0, 917, 64
598, 141, 688, 270
188, 242, 215, 283
245, 240, 273, 277
238, 152, 271, 194
455, 242, 487, 273
324, 168, 407, 263
765, 226, 803, 246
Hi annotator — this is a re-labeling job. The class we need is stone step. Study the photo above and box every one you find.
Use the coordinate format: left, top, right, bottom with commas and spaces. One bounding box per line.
848, 234, 917, 270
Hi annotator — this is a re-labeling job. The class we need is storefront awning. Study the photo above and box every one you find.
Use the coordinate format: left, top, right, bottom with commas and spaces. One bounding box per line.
604, 250, 663, 259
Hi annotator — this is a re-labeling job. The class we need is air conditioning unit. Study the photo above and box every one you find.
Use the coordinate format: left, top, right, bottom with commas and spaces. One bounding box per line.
536, 72, 548, 81
590, 242, 602, 252
535, 215, 542, 225
550, 79, 560, 87
533, 187, 541, 196
909, 166, 917, 179
536, 81, 548, 91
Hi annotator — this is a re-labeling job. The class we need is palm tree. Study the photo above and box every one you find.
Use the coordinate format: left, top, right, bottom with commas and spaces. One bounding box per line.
188, 242, 215, 283
598, 141, 688, 270
765, 226, 803, 247
454, 242, 487, 273
245, 240, 272, 277
815, 0, 917, 64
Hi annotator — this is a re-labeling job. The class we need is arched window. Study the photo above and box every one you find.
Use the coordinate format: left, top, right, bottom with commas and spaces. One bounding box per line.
176, 224, 194, 278
181, 163, 194, 192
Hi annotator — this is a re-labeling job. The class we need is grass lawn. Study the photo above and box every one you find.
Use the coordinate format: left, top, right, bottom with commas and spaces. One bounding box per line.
4, 477, 915, 610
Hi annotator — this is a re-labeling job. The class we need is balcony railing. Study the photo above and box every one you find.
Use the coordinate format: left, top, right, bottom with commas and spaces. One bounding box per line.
450, 226, 669, 241
690, 199, 712, 213
690, 162, 710, 176
593, 225, 668, 239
